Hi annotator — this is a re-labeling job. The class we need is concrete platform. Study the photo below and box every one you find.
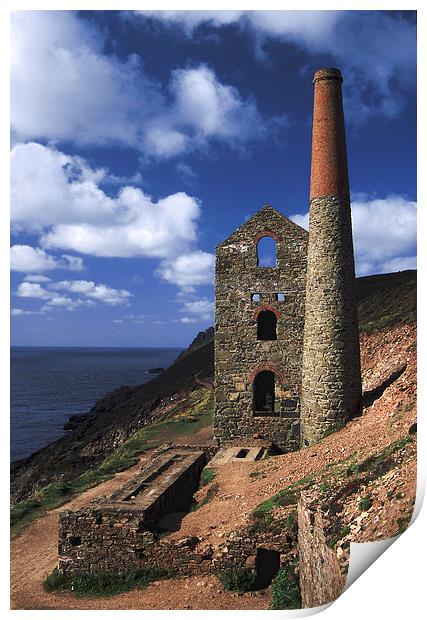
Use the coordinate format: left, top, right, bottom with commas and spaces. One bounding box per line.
209, 445, 267, 465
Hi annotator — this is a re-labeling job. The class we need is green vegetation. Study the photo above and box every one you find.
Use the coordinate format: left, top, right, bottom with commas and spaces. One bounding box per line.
345, 437, 413, 479
359, 495, 373, 511
191, 482, 219, 512
43, 566, 172, 597
249, 476, 314, 535
269, 563, 302, 609
322, 421, 346, 439
357, 272, 416, 334
325, 525, 351, 549
217, 568, 257, 593
11, 389, 213, 537
200, 467, 216, 487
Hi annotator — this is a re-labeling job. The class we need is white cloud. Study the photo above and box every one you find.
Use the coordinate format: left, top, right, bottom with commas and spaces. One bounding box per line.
156, 251, 214, 288
16, 282, 51, 299
137, 10, 416, 122
23, 274, 51, 283
181, 297, 214, 322
290, 194, 417, 276
62, 255, 85, 271
11, 11, 160, 148
10, 243, 85, 273
11, 143, 201, 259
15, 278, 131, 313
11, 246, 58, 272
181, 317, 198, 324
11, 12, 280, 157
49, 280, 132, 305
11, 308, 45, 316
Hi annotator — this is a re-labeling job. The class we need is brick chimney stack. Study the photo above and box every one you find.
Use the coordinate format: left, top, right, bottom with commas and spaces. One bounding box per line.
301, 68, 362, 446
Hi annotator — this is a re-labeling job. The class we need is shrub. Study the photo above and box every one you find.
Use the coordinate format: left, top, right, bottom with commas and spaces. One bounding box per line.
43, 568, 69, 592
43, 567, 171, 597
359, 495, 373, 511
270, 564, 302, 609
218, 568, 257, 592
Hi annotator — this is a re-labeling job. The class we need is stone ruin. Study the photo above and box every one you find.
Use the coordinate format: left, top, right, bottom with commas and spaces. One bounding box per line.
213, 205, 308, 450
214, 67, 361, 451
56, 69, 361, 603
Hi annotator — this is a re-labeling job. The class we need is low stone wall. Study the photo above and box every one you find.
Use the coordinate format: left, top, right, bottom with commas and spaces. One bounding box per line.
59, 449, 208, 576
297, 490, 347, 608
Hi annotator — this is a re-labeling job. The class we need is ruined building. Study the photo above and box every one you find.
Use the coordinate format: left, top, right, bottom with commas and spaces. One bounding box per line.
213, 206, 308, 450
57, 68, 362, 580
214, 68, 361, 450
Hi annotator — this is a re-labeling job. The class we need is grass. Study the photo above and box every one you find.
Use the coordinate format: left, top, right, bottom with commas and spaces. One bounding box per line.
217, 568, 257, 593
269, 563, 302, 609
345, 437, 413, 479
43, 566, 172, 597
251, 475, 314, 520
357, 274, 416, 334
11, 389, 213, 537
200, 467, 216, 487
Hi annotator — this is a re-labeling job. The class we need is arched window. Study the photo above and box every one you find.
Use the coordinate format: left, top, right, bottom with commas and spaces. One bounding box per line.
257, 310, 277, 340
257, 236, 276, 267
253, 371, 275, 414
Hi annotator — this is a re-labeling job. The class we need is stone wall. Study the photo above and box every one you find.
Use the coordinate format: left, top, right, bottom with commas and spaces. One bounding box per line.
214, 205, 308, 450
297, 490, 347, 608
58, 449, 208, 575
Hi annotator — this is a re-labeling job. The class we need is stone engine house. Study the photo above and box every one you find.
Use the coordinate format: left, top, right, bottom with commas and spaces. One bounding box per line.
213, 206, 308, 450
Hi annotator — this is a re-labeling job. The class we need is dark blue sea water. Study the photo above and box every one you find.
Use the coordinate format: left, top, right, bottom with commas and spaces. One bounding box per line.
10, 347, 182, 463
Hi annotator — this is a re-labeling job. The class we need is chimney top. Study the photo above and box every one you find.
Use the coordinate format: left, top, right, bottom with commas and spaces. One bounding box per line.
313, 68, 342, 84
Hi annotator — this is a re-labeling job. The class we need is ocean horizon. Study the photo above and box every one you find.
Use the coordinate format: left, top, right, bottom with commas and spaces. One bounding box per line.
10, 346, 182, 463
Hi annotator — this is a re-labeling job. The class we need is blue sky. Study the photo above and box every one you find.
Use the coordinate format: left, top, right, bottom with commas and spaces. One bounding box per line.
10, 10, 417, 347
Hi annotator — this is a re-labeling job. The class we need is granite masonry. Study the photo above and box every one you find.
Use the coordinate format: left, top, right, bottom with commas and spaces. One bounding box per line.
213, 206, 308, 450
300, 68, 362, 445
58, 447, 212, 576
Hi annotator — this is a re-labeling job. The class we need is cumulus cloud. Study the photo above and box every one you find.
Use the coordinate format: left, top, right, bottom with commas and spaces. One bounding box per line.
290, 194, 417, 276
181, 297, 214, 323
136, 10, 416, 122
10, 244, 85, 273
11, 11, 160, 148
49, 280, 132, 305
15, 278, 132, 313
11, 12, 281, 158
156, 251, 214, 288
11, 143, 201, 260
16, 282, 51, 299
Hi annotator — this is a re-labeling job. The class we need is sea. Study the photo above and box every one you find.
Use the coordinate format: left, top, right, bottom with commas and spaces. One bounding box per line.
10, 346, 182, 463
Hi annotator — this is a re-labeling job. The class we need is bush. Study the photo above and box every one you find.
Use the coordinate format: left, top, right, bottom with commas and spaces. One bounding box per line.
43, 566, 171, 597
218, 568, 257, 592
43, 568, 69, 592
359, 495, 373, 511
270, 565, 302, 609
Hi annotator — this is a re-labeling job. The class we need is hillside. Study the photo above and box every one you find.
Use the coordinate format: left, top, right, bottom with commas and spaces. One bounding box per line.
11, 270, 416, 507
11, 319, 416, 609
